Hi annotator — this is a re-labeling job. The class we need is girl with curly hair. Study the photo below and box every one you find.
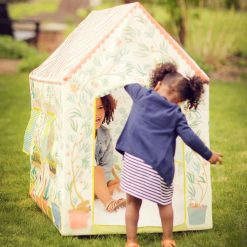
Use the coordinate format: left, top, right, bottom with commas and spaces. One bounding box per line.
95, 94, 126, 213
116, 63, 222, 247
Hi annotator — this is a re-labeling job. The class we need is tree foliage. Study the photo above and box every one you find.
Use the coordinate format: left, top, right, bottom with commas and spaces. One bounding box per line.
125, 0, 246, 45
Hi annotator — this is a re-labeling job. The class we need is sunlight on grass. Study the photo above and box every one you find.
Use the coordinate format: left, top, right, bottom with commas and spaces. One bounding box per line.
9, 0, 59, 19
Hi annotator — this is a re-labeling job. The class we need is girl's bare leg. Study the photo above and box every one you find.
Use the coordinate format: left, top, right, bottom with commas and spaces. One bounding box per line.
125, 193, 142, 243
107, 179, 121, 194
158, 203, 174, 240
94, 166, 112, 206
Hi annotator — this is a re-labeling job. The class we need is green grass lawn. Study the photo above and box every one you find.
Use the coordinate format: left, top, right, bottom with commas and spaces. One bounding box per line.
9, 0, 59, 19
0, 73, 246, 247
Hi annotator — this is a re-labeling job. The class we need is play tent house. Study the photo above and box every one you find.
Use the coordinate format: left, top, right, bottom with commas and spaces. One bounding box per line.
23, 2, 212, 236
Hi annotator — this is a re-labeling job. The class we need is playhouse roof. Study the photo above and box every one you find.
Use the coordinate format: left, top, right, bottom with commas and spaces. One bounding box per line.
30, 2, 209, 85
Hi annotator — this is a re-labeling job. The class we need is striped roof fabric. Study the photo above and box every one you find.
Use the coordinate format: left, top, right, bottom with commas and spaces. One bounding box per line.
30, 3, 137, 83
30, 2, 209, 84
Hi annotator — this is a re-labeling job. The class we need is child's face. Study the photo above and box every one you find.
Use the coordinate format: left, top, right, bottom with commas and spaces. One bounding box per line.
96, 98, 105, 129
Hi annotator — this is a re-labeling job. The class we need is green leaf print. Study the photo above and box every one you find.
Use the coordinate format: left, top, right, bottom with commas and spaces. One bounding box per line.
198, 176, 206, 184
136, 15, 146, 24
136, 64, 148, 76
70, 110, 82, 119
69, 118, 78, 132
192, 161, 201, 175
187, 172, 195, 184
188, 185, 196, 198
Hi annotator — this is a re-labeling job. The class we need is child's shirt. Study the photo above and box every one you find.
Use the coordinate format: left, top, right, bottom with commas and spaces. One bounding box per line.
116, 83, 212, 186
95, 125, 113, 182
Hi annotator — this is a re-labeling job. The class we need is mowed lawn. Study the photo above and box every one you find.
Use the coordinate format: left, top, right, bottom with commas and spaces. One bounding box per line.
0, 73, 246, 247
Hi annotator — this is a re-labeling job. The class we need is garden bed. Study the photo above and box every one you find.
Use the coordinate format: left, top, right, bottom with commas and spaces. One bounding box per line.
0, 58, 21, 74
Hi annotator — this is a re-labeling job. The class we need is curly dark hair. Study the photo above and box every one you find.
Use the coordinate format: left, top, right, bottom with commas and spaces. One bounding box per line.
150, 63, 177, 88
177, 76, 205, 109
150, 63, 205, 109
101, 94, 117, 124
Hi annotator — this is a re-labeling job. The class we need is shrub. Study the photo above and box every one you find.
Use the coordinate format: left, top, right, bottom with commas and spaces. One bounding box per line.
185, 8, 247, 70
0, 35, 48, 73
18, 53, 48, 73
0, 36, 36, 59
9, 0, 58, 19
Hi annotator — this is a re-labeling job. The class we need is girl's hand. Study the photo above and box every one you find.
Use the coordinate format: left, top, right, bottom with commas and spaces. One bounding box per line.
208, 152, 223, 164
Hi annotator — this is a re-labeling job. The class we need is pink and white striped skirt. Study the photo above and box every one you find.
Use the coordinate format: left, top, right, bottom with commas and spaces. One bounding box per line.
120, 152, 173, 206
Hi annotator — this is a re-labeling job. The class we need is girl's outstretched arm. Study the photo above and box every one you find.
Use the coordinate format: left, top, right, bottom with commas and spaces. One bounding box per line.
176, 111, 223, 164
124, 83, 147, 101
176, 111, 212, 161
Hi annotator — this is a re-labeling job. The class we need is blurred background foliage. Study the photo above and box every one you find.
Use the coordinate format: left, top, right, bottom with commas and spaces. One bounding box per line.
0, 0, 246, 73
8, 0, 59, 19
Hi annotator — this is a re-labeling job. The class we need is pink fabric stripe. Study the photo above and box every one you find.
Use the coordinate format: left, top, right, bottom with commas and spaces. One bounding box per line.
64, 5, 137, 80
29, 75, 65, 85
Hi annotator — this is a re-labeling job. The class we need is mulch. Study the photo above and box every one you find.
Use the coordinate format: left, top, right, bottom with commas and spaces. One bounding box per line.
0, 58, 21, 74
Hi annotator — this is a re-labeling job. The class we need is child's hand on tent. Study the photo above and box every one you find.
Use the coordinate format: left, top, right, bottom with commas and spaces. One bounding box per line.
208, 152, 223, 165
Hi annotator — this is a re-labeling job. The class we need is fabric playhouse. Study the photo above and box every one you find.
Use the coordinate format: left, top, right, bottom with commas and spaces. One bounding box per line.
23, 2, 213, 236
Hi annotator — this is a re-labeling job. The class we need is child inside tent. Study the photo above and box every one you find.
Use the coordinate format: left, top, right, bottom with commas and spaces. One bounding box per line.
94, 95, 126, 212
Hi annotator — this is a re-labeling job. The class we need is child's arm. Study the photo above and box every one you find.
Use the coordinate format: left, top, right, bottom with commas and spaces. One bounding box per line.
176, 111, 222, 164
124, 83, 147, 101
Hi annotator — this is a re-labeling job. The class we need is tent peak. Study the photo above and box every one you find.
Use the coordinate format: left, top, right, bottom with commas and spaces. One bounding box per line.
30, 2, 209, 85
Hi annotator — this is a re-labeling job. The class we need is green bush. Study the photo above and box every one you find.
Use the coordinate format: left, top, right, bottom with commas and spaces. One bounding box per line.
186, 8, 247, 69
0, 35, 48, 72
9, 0, 59, 19
18, 52, 48, 73
137, 4, 247, 70
0, 36, 36, 59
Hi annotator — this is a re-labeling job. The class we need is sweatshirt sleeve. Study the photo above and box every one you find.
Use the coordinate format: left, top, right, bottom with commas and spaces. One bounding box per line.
176, 109, 212, 161
124, 83, 147, 101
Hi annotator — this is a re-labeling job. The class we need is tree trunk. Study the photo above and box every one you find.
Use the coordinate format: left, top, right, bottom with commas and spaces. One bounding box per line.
199, 0, 205, 8
176, 0, 187, 46
58, 0, 90, 16
177, 16, 186, 46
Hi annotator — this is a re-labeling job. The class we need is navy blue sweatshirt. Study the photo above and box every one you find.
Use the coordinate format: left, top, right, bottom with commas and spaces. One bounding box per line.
116, 83, 212, 186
